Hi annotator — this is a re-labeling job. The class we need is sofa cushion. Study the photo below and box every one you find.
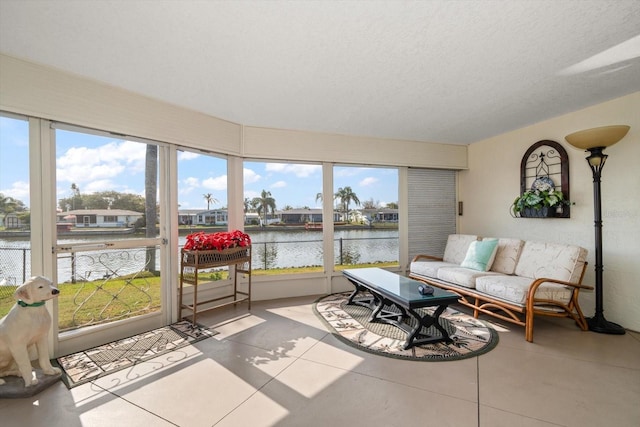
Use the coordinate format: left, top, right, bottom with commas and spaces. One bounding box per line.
475, 275, 573, 306
460, 239, 499, 271
410, 261, 459, 279
442, 234, 479, 264
436, 267, 502, 289
514, 241, 588, 282
486, 237, 525, 275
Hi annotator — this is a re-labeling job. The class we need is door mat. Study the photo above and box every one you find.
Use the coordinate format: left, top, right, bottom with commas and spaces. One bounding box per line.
55, 320, 217, 388
314, 292, 498, 361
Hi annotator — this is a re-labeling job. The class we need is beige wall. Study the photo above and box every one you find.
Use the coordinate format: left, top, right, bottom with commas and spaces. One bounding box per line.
0, 55, 242, 153
243, 126, 467, 169
460, 92, 640, 332
0, 54, 467, 169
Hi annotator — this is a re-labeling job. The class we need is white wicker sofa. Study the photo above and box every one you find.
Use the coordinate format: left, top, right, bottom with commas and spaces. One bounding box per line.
409, 234, 593, 342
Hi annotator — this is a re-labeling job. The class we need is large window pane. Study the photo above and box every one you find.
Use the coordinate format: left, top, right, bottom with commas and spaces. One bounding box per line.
55, 128, 162, 331
177, 150, 228, 230
333, 165, 399, 269
177, 149, 231, 284
0, 115, 30, 318
244, 161, 323, 274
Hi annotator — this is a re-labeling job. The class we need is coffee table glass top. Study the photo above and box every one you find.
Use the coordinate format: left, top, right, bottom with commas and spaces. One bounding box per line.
343, 267, 458, 303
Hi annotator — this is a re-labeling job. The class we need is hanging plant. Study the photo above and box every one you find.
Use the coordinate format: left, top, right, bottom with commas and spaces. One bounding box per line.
511, 177, 569, 218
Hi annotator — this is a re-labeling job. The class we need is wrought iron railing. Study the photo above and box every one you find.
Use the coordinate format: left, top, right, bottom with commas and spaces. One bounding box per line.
250, 236, 399, 270
0, 235, 398, 324
55, 247, 160, 331
0, 246, 161, 329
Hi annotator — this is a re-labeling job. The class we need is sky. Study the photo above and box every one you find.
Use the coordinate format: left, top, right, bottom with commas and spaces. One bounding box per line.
0, 116, 398, 212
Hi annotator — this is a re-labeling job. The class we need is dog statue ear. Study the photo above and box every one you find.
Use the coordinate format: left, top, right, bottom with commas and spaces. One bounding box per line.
14, 280, 33, 304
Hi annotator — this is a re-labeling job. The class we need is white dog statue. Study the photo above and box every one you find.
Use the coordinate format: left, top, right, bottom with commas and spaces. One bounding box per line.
0, 276, 62, 387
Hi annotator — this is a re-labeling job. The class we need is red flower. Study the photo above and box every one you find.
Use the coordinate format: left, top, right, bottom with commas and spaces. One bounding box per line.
184, 230, 251, 251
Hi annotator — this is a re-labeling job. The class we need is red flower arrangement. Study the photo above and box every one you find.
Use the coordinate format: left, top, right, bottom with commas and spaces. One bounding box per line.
183, 230, 251, 251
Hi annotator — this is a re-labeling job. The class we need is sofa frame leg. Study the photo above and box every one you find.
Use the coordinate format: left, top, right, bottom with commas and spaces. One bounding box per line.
525, 312, 534, 342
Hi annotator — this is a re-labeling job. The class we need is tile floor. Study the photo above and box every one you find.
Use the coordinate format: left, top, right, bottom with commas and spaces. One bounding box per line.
1, 295, 639, 427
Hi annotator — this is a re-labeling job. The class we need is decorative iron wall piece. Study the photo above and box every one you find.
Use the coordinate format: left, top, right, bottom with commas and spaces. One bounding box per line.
520, 140, 570, 218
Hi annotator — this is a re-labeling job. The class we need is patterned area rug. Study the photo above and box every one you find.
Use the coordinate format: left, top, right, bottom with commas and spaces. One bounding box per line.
56, 321, 217, 388
314, 292, 498, 361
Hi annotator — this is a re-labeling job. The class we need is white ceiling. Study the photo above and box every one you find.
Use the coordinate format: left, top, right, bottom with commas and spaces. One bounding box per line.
1, 1, 639, 144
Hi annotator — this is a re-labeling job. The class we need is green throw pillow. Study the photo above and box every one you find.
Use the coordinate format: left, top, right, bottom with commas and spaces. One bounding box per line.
460, 239, 499, 271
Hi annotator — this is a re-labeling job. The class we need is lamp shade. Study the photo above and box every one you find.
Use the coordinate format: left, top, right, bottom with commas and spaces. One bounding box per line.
565, 125, 630, 149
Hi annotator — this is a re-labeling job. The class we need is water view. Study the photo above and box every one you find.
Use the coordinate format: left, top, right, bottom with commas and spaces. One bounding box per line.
0, 228, 399, 284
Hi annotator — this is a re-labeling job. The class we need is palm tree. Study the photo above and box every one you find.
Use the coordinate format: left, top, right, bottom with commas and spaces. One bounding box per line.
70, 183, 81, 210
252, 190, 276, 226
203, 193, 218, 210
335, 186, 360, 223
315, 192, 323, 205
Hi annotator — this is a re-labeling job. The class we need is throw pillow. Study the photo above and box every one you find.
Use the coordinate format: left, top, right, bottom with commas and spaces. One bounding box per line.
460, 239, 499, 271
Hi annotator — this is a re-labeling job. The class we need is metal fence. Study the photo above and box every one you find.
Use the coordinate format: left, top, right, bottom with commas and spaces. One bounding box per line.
1, 235, 399, 283
0, 246, 30, 286
250, 236, 399, 270
0, 245, 160, 330
0, 247, 30, 304
1, 236, 398, 325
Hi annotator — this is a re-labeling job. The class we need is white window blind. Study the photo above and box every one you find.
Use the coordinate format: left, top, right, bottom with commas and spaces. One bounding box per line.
407, 168, 457, 261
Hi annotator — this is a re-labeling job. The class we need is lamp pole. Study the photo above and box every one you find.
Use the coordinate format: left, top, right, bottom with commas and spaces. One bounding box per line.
585, 148, 624, 334
565, 125, 630, 335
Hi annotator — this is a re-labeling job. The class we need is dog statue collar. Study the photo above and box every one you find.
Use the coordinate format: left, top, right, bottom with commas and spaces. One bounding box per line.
17, 300, 46, 307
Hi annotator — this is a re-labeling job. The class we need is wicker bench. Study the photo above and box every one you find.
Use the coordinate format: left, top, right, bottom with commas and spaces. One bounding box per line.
409, 234, 593, 342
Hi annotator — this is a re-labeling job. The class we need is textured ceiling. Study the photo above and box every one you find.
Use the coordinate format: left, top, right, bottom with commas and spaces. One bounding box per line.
1, 0, 639, 144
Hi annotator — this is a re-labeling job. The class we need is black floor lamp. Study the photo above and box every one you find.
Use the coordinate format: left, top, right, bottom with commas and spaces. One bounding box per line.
565, 125, 630, 335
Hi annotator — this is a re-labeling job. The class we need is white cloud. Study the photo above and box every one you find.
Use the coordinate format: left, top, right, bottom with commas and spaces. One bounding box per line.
271, 180, 287, 188
359, 177, 378, 187
183, 177, 200, 187
244, 168, 261, 184
84, 179, 117, 193
265, 163, 286, 172
265, 163, 321, 177
56, 140, 146, 187
202, 175, 227, 190
178, 177, 199, 196
1, 180, 29, 202
178, 151, 200, 161
335, 167, 371, 177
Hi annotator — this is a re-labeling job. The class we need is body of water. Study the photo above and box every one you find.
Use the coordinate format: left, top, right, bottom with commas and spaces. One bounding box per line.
0, 228, 398, 284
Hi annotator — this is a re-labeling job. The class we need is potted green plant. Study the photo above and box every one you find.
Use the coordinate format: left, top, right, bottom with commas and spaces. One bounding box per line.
511, 178, 569, 218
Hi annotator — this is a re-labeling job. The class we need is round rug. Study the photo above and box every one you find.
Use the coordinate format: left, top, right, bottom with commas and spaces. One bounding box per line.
313, 292, 499, 361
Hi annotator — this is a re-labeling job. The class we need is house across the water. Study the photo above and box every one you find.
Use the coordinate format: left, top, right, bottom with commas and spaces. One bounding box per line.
57, 209, 143, 228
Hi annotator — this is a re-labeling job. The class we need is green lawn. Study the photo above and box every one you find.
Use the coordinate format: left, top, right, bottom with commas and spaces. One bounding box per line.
0, 261, 398, 329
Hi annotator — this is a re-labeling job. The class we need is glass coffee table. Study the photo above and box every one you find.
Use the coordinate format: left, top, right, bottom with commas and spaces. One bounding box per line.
343, 268, 460, 349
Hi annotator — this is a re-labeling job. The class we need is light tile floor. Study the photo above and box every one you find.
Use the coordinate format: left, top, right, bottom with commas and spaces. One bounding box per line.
1, 295, 639, 426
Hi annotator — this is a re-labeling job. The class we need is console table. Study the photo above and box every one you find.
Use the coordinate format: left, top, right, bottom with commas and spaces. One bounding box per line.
179, 245, 251, 325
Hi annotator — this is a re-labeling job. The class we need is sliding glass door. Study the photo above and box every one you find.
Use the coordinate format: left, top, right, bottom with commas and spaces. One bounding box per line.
53, 125, 171, 354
